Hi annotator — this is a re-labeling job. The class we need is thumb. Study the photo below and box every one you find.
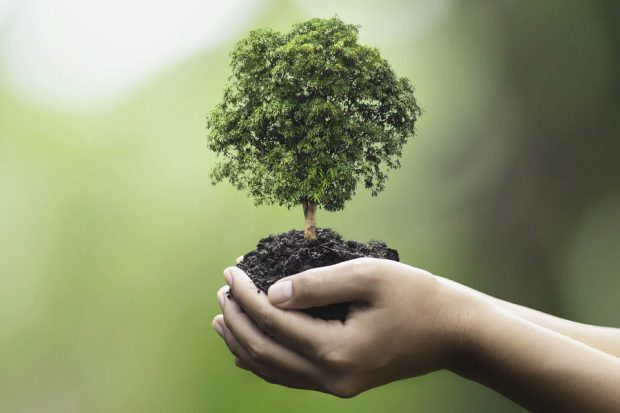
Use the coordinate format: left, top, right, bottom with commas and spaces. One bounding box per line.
267, 258, 380, 310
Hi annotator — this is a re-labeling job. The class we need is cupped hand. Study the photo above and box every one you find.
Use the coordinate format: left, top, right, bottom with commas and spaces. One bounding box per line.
212, 258, 471, 397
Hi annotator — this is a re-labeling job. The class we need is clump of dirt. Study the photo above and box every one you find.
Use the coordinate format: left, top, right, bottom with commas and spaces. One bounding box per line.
236, 228, 399, 321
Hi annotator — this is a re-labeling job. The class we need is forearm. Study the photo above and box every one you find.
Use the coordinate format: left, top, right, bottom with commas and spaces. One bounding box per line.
493, 299, 620, 358
436, 276, 620, 357
452, 296, 620, 413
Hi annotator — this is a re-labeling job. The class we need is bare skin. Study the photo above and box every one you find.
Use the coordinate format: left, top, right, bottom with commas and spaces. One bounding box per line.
212, 258, 620, 411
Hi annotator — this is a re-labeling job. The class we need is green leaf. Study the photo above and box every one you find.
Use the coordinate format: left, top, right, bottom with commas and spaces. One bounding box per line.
206, 16, 421, 212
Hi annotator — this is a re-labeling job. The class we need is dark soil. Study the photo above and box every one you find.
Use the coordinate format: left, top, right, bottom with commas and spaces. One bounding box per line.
236, 228, 399, 321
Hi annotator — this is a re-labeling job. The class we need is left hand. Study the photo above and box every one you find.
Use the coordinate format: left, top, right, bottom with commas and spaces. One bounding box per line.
212, 258, 469, 397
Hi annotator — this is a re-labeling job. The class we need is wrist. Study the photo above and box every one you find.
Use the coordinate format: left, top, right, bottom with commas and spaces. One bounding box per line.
434, 278, 497, 374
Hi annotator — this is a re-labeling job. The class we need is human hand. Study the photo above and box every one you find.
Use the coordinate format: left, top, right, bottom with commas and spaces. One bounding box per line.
212, 258, 471, 397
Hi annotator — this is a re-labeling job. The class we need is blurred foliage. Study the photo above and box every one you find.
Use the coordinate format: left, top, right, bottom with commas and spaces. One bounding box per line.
0, 0, 619, 412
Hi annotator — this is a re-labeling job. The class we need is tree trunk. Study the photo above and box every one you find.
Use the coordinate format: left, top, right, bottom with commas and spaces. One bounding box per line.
303, 201, 317, 240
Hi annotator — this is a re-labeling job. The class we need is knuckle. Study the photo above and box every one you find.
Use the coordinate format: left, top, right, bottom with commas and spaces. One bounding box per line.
245, 340, 267, 363
294, 275, 313, 303
351, 257, 379, 280
327, 376, 361, 399
319, 348, 354, 371
256, 307, 277, 333
256, 369, 275, 384
223, 338, 239, 358
249, 365, 274, 383
354, 256, 375, 266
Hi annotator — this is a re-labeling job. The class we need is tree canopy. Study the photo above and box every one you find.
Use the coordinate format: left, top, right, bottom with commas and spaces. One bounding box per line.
207, 17, 421, 212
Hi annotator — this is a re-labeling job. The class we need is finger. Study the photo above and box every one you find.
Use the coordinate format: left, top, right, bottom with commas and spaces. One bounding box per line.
212, 314, 226, 338
236, 255, 244, 264
268, 257, 384, 310
214, 314, 276, 379
225, 266, 342, 359
216, 314, 322, 391
216, 285, 229, 311
234, 357, 251, 371
222, 289, 325, 378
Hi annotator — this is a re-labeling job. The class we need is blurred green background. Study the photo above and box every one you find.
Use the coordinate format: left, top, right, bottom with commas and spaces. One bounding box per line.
1, 0, 619, 411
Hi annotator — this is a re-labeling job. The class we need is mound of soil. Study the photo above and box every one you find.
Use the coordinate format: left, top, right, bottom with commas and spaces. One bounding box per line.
236, 228, 399, 321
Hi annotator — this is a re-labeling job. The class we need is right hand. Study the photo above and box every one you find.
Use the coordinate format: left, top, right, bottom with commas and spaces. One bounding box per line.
213, 258, 473, 397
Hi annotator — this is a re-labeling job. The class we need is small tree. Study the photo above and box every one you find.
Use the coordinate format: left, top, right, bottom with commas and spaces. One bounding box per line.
207, 17, 421, 240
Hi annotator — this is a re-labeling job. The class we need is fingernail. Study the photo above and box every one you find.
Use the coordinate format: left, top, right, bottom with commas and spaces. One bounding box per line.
212, 317, 224, 337
268, 280, 292, 304
223, 268, 233, 285
217, 286, 228, 308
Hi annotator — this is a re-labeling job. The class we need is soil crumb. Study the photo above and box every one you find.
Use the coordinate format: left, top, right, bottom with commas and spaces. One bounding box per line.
236, 228, 399, 321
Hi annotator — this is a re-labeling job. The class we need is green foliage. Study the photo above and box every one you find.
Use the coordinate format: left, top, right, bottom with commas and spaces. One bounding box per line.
207, 17, 421, 211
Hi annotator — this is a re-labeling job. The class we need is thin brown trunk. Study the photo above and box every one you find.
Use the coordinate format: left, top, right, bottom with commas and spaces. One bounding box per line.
303, 201, 317, 240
